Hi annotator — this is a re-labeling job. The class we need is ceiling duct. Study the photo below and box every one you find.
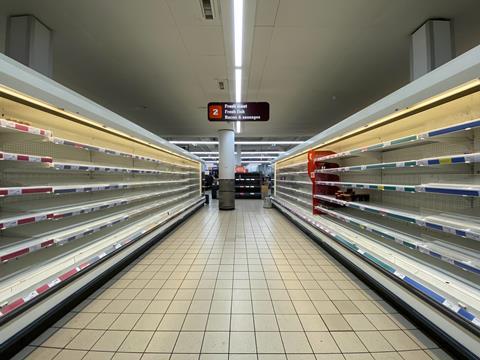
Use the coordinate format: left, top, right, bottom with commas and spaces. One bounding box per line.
200, 0, 215, 20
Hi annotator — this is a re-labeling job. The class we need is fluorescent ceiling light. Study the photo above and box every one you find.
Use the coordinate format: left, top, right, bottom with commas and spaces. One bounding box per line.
234, 0, 243, 67
170, 141, 218, 145
170, 141, 303, 145
242, 161, 271, 164
239, 151, 284, 155
235, 68, 242, 103
235, 141, 303, 145
199, 156, 276, 159
235, 68, 242, 134
191, 151, 284, 155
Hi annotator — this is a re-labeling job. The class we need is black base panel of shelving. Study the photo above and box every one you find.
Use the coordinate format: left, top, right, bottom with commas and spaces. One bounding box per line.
235, 194, 262, 199
1, 202, 205, 360
273, 202, 479, 360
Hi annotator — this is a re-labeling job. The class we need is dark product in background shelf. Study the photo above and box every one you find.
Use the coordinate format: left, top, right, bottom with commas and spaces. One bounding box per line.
335, 189, 370, 202
235, 172, 262, 199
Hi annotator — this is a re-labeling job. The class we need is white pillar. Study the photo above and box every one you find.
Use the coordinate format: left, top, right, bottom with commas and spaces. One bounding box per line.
6, 15, 53, 78
218, 128, 235, 210
410, 19, 453, 81
235, 145, 242, 166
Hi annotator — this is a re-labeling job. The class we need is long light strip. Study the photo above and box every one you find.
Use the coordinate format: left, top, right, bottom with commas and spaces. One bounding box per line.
191, 151, 284, 155
234, 0, 243, 134
170, 141, 303, 145
199, 156, 276, 160
235, 68, 242, 134
205, 161, 271, 164
234, 0, 243, 67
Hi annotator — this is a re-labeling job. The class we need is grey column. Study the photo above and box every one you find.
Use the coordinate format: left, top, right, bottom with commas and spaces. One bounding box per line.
218, 128, 235, 210
410, 19, 453, 81
235, 145, 242, 166
6, 15, 53, 78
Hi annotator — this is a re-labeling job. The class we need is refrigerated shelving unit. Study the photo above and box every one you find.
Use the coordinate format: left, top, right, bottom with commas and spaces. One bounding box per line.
273, 46, 480, 358
0, 54, 204, 353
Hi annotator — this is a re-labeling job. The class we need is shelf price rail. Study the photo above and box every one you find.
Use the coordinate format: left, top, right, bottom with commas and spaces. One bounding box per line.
316, 181, 480, 197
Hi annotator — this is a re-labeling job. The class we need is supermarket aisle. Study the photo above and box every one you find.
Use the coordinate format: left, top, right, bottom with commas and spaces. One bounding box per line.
16, 200, 451, 360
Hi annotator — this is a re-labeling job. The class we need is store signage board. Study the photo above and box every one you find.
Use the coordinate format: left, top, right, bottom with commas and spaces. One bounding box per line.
208, 102, 269, 122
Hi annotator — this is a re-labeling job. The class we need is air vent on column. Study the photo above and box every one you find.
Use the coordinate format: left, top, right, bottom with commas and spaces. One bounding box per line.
200, 0, 215, 20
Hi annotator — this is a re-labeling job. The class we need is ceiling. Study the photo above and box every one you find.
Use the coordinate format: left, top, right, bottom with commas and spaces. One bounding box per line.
0, 0, 480, 140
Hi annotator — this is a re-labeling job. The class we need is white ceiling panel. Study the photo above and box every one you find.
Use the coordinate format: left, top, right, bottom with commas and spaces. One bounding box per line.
178, 26, 225, 56
255, 0, 279, 26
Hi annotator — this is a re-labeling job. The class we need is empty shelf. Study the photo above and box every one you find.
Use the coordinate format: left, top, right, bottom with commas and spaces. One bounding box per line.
317, 181, 480, 197
53, 161, 193, 175
0, 191, 197, 262
314, 194, 480, 241
316, 181, 416, 193
0, 185, 194, 230
53, 137, 196, 169
317, 152, 480, 173
316, 205, 480, 275
277, 185, 311, 196
315, 118, 480, 162
0, 179, 196, 197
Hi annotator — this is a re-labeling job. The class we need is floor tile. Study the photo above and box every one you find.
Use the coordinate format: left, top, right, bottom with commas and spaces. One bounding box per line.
254, 314, 279, 331
230, 332, 256, 353
118, 331, 154, 352
182, 314, 208, 330
109, 314, 141, 330
40, 328, 80, 348
158, 314, 187, 331
145, 331, 179, 352
305, 332, 339, 353
298, 314, 327, 331
174, 331, 204, 353
281, 332, 312, 353
133, 314, 164, 330
256, 332, 284, 353
202, 332, 230, 353
356, 331, 394, 352
381, 331, 420, 351
276, 314, 303, 331
331, 332, 368, 353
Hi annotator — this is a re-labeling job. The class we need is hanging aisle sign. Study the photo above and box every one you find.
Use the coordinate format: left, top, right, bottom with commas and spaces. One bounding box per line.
208, 102, 270, 122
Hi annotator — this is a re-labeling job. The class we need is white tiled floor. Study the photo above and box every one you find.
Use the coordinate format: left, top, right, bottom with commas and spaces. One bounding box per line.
16, 200, 452, 360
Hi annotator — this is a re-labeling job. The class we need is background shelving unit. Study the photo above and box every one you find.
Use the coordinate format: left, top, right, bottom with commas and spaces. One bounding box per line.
0, 76, 203, 321
235, 172, 262, 199
273, 75, 480, 352
275, 162, 311, 209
